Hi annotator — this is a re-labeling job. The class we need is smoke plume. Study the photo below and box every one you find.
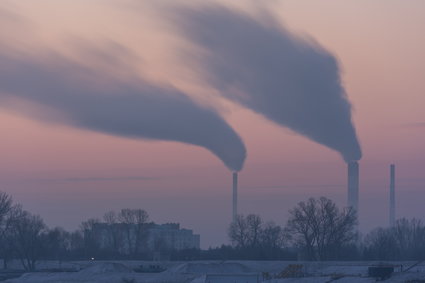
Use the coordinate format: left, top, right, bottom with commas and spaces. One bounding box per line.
0, 47, 246, 171
175, 5, 362, 162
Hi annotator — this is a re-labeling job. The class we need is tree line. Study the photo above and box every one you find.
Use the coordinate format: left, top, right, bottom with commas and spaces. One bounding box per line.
0, 191, 161, 270
1, 191, 425, 272
227, 197, 425, 261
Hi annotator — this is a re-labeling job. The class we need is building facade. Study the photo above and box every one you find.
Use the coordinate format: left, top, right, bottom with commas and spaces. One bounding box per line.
86, 222, 200, 256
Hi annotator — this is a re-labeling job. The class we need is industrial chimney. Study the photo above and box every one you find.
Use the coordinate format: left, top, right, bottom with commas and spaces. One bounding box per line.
389, 164, 395, 227
347, 161, 359, 213
232, 172, 238, 223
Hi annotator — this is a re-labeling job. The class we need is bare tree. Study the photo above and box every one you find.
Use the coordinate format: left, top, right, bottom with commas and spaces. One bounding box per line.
246, 214, 262, 248
9, 207, 47, 271
364, 227, 397, 260
103, 211, 121, 254
0, 192, 14, 269
0, 192, 12, 221
229, 214, 281, 249
286, 197, 357, 260
393, 218, 425, 259
69, 230, 84, 257
80, 218, 101, 258
228, 215, 249, 248
260, 222, 286, 250
103, 211, 117, 224
44, 227, 71, 263
133, 209, 149, 254
118, 209, 149, 255
118, 209, 135, 254
364, 218, 425, 260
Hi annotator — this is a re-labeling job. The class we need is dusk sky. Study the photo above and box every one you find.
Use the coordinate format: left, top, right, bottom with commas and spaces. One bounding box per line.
1, 0, 424, 248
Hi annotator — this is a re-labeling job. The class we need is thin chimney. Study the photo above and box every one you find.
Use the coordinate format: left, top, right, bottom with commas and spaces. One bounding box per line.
347, 161, 359, 213
390, 164, 396, 227
232, 172, 238, 223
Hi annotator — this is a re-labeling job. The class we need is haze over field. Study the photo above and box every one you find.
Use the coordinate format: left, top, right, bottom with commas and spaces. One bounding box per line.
0, 0, 424, 248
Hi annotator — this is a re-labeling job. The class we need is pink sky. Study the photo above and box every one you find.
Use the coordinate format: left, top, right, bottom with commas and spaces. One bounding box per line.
0, 0, 424, 247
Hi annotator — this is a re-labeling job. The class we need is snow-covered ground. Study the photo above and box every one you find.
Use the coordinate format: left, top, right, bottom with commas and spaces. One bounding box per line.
2, 260, 425, 283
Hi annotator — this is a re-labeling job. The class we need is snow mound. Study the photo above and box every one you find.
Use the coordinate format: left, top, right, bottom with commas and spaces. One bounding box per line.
77, 262, 132, 276
4, 263, 135, 283
170, 262, 252, 274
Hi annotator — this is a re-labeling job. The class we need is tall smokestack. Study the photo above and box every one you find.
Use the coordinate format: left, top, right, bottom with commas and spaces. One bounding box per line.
390, 164, 395, 227
347, 161, 359, 212
232, 172, 238, 223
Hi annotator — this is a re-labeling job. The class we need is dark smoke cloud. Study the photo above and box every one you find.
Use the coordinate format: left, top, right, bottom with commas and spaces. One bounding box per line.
0, 47, 246, 171
174, 5, 362, 162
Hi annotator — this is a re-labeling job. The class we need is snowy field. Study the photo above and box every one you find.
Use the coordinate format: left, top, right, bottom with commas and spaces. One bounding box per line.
2, 260, 425, 283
